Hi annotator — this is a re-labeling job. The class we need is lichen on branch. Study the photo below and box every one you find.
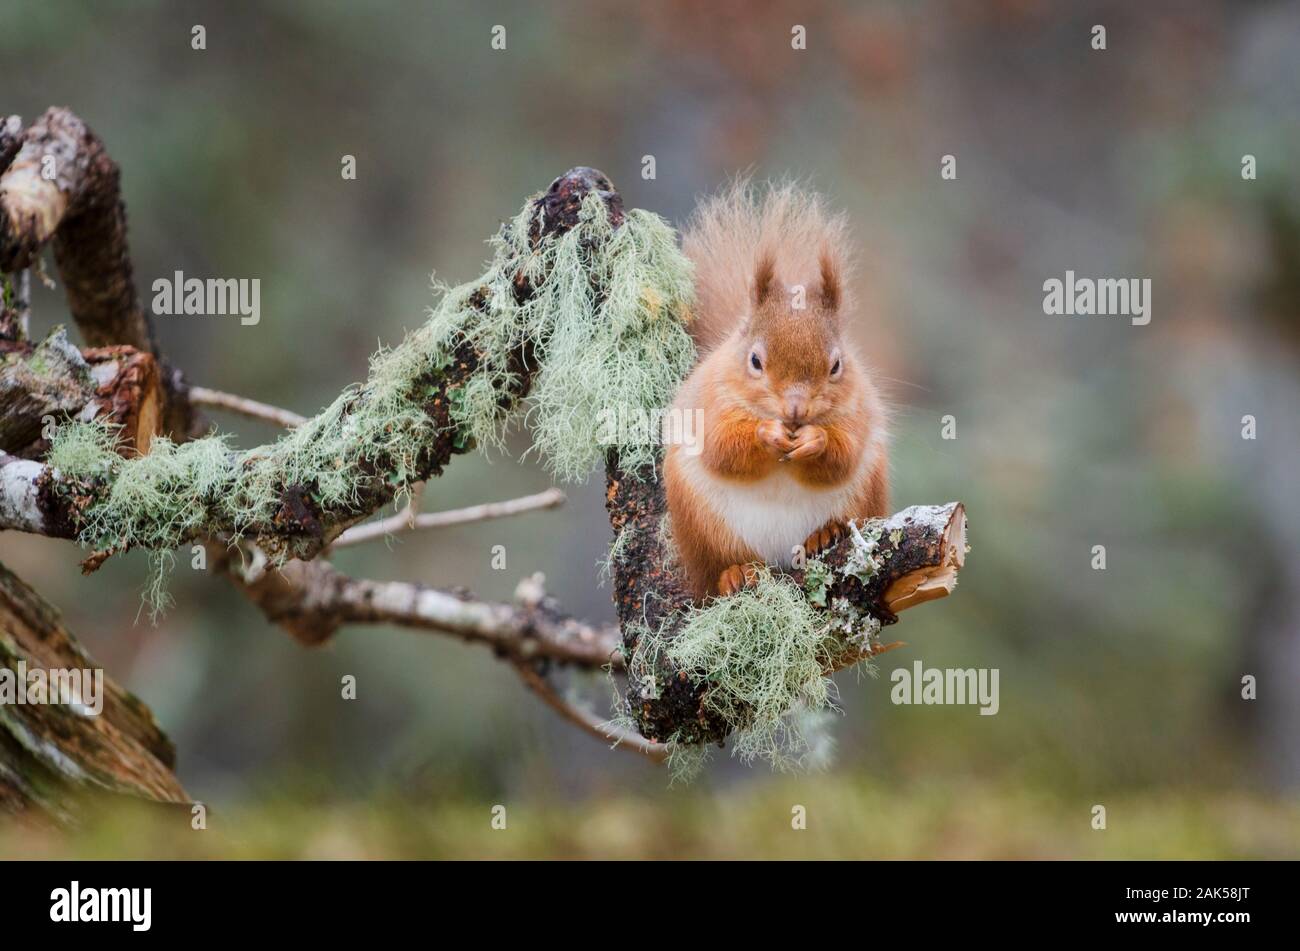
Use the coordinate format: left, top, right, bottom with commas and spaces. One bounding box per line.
38, 186, 697, 611
624, 566, 882, 779
428, 192, 696, 480
2, 143, 968, 780
607, 455, 968, 774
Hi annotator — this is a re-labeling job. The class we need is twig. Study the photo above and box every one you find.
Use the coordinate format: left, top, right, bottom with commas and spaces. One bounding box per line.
188, 385, 307, 429
512, 661, 668, 762
331, 486, 566, 548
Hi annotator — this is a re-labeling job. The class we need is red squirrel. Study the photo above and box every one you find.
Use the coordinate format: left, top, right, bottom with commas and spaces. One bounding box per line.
664, 182, 889, 600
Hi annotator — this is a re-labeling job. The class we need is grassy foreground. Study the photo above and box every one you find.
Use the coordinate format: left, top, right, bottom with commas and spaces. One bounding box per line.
3, 775, 1296, 860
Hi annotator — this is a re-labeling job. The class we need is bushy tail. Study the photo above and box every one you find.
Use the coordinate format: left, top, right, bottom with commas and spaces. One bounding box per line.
682, 178, 852, 351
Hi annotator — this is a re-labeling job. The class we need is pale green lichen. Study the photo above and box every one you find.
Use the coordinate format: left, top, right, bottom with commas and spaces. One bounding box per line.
628, 570, 867, 774
46, 416, 120, 477
664, 739, 712, 785
844, 519, 887, 584
425, 193, 696, 481
622, 531, 894, 780
826, 596, 884, 661
803, 557, 832, 607
597, 524, 637, 587
46, 190, 696, 614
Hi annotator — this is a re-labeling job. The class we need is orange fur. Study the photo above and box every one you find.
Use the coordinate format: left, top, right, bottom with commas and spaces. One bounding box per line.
682, 178, 852, 352
666, 182, 890, 600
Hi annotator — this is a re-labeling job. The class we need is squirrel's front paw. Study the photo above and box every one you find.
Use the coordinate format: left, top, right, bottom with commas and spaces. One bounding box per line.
717, 563, 761, 597
756, 419, 797, 457
782, 424, 828, 462
802, 520, 845, 557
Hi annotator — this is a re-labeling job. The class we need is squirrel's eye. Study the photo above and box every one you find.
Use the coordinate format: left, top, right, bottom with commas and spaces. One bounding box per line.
830, 358, 842, 378
750, 352, 763, 372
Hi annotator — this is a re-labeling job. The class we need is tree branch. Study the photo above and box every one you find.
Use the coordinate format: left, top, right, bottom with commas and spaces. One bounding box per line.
0, 162, 626, 567
0, 105, 969, 768
330, 486, 566, 548
0, 108, 151, 353
214, 549, 623, 668
605, 455, 968, 746
512, 661, 667, 762
0, 107, 197, 436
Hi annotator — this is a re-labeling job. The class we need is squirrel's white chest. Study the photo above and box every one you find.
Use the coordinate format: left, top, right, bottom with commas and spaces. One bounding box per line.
678, 453, 861, 565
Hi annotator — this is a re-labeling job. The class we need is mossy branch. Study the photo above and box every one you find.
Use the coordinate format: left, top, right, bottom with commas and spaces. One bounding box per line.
606, 454, 967, 772
0, 108, 970, 780
1, 166, 694, 611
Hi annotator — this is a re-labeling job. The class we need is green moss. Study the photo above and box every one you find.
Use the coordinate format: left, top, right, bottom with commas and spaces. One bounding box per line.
597, 523, 637, 587
844, 519, 886, 584
803, 557, 832, 607
664, 740, 712, 785
629, 570, 869, 774
426, 193, 696, 480
46, 190, 696, 614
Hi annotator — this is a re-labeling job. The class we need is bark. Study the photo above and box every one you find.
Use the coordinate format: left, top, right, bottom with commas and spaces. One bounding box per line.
0, 115, 22, 174
0, 453, 79, 539
0, 108, 197, 437
1, 327, 161, 457
0, 560, 187, 820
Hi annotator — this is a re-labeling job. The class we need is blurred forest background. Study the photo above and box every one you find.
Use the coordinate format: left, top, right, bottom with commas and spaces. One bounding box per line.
2, 0, 1298, 858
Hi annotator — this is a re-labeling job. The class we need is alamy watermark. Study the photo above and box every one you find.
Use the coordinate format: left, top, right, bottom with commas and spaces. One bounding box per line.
890, 660, 999, 715
152, 270, 260, 325
1043, 270, 1151, 326
50, 881, 151, 931
0, 661, 104, 716
596, 404, 703, 455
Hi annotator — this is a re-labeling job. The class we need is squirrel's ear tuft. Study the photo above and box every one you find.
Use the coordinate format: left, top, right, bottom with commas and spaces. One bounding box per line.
752, 250, 777, 307
818, 248, 842, 312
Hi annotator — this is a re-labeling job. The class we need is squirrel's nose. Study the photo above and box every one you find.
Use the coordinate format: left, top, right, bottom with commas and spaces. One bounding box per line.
783, 394, 808, 424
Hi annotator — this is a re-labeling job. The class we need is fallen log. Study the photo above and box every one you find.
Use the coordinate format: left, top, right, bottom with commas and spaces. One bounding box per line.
0, 560, 187, 820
